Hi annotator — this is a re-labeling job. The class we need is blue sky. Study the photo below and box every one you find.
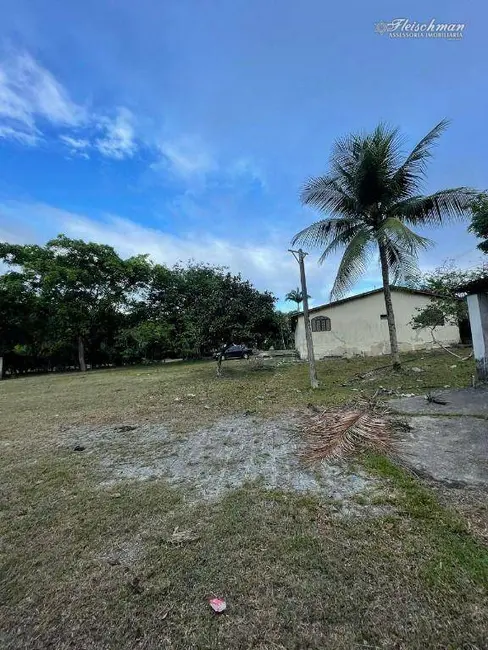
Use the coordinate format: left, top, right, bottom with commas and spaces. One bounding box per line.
0, 0, 486, 310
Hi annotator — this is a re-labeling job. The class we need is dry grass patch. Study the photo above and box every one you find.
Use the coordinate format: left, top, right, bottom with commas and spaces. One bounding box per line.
1, 349, 486, 649
2, 469, 487, 649
0, 349, 475, 446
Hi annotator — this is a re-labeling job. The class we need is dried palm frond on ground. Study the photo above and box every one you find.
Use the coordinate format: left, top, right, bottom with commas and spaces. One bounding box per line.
302, 398, 399, 462
166, 527, 200, 545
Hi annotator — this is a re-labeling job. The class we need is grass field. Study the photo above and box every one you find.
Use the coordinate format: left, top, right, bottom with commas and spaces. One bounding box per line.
1, 351, 487, 649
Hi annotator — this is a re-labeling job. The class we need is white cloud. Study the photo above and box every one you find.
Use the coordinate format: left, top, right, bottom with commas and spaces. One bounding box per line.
0, 51, 265, 179
59, 134, 90, 150
5, 201, 482, 309
0, 124, 39, 146
95, 107, 137, 160
0, 52, 86, 144
0, 200, 302, 300
156, 135, 216, 178
59, 134, 90, 158
65, 213, 298, 298
0, 52, 137, 161
229, 157, 266, 188
152, 136, 266, 197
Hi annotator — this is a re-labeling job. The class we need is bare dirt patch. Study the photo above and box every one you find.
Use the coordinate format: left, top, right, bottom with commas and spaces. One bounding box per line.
62, 414, 390, 513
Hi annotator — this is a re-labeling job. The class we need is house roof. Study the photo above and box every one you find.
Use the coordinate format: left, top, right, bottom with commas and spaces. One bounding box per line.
297, 286, 436, 316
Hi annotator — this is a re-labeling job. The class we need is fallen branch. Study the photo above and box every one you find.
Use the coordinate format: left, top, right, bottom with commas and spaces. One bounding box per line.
351, 356, 424, 381
429, 328, 473, 361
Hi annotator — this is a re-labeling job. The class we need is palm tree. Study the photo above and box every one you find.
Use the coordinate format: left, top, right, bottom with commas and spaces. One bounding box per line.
292, 120, 475, 369
285, 287, 309, 311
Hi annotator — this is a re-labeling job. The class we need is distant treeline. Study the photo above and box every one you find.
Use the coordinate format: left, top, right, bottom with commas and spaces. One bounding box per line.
0, 235, 293, 377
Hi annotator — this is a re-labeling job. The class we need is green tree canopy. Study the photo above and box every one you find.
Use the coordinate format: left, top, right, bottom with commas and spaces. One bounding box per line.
0, 235, 151, 372
469, 193, 488, 254
410, 262, 488, 330
0, 236, 281, 376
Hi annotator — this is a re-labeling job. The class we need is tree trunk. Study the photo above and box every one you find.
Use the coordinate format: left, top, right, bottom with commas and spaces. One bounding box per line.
216, 343, 231, 377
216, 352, 223, 377
0, 355, 3, 380
378, 242, 401, 369
78, 336, 87, 372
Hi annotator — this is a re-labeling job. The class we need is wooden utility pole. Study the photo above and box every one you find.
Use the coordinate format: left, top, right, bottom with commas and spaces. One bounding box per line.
289, 249, 319, 389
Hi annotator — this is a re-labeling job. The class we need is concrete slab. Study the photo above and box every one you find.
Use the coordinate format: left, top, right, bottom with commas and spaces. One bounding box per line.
389, 387, 488, 417
397, 415, 488, 487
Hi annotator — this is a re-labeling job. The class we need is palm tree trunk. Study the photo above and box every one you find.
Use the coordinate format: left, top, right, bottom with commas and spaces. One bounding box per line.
378, 242, 401, 369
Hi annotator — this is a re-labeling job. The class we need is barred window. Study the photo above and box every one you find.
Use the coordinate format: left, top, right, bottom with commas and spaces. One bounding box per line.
311, 316, 331, 332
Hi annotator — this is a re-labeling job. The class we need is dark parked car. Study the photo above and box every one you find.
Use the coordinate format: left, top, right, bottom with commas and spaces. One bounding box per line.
214, 344, 253, 360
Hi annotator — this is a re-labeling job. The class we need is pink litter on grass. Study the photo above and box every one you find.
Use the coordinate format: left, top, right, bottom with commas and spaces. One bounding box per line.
209, 598, 227, 613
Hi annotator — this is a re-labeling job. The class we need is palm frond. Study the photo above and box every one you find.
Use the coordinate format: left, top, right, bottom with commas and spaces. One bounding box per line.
382, 237, 419, 284
285, 288, 306, 303
330, 124, 406, 209
378, 217, 433, 256
300, 175, 359, 216
302, 404, 395, 461
291, 217, 359, 250
330, 228, 374, 298
317, 223, 363, 264
392, 188, 477, 226
366, 122, 405, 176
331, 132, 365, 178
332, 124, 403, 176
390, 119, 450, 198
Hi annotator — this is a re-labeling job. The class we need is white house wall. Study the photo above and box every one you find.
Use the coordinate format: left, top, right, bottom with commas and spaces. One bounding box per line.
294, 291, 460, 359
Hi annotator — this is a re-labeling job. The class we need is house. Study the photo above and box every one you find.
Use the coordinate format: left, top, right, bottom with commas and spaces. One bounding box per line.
294, 287, 460, 359
455, 274, 488, 381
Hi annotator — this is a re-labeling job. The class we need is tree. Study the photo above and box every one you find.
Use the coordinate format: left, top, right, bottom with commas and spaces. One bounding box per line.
116, 321, 175, 363
0, 236, 283, 375
285, 287, 310, 311
410, 263, 487, 358
292, 120, 476, 368
410, 263, 471, 327
469, 192, 488, 253
265, 311, 294, 349
410, 262, 488, 360
0, 272, 39, 378
0, 236, 151, 372
142, 262, 278, 359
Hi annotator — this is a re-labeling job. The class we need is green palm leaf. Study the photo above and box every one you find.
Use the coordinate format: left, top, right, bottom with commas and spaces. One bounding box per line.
390, 119, 450, 198
330, 228, 374, 298
292, 217, 360, 252
392, 188, 477, 225
377, 217, 433, 255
